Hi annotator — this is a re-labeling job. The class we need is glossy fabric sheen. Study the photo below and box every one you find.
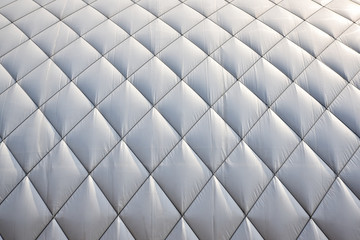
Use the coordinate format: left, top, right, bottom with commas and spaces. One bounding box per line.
0, 0, 360, 240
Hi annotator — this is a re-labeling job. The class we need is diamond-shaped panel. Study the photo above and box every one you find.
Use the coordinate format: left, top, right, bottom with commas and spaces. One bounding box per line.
184, 176, 244, 240
5, 110, 61, 173
245, 110, 300, 173
214, 81, 267, 138
0, 177, 52, 240
52, 38, 101, 79
65, 109, 120, 172
14, 7, 58, 38
124, 109, 180, 172
56, 176, 117, 240
83, 20, 129, 55
120, 177, 180, 240
129, 57, 180, 105
92, 141, 149, 213
98, 81, 151, 137
74, 57, 124, 105
236, 20, 282, 56
153, 140, 212, 213
32, 22, 79, 57
258, 5, 302, 36
105, 37, 153, 78
156, 81, 208, 136
185, 109, 240, 172
319, 41, 360, 81
277, 142, 335, 214
248, 177, 309, 240
19, 59, 69, 106
241, 58, 291, 106
0, 0, 40, 22
185, 57, 236, 105
264, 38, 314, 80
287, 21, 333, 57
296, 59, 347, 108
0, 24, 28, 57
63, 5, 106, 36
29, 140, 87, 213
134, 18, 180, 55
212, 37, 260, 79
313, 178, 360, 240
1, 40, 48, 80
307, 7, 352, 38
158, 36, 207, 78
272, 83, 324, 138
185, 18, 231, 55
216, 141, 273, 213
305, 111, 360, 174
41, 82, 93, 137
0, 83, 37, 138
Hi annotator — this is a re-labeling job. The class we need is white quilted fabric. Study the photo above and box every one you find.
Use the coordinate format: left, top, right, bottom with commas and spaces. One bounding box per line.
0, 0, 360, 239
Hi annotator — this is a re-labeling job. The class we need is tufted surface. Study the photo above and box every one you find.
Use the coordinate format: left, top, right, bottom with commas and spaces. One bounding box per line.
0, 0, 360, 239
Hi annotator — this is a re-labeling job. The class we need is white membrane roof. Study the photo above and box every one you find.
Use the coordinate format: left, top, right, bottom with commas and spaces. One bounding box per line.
0, 0, 360, 240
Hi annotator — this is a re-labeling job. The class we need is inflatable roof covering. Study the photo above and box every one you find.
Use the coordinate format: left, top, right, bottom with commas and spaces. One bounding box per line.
1, 0, 360, 239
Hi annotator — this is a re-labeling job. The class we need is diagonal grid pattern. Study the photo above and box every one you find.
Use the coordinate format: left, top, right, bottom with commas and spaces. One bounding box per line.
0, 0, 360, 240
